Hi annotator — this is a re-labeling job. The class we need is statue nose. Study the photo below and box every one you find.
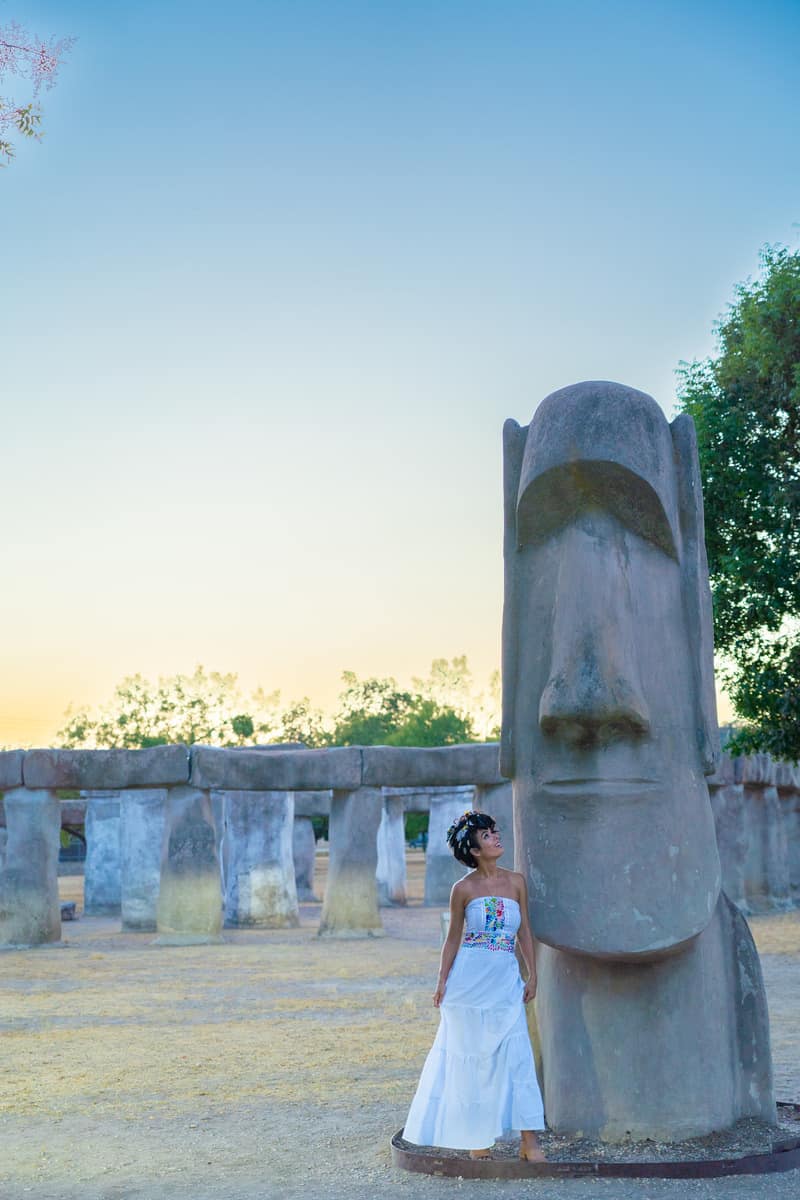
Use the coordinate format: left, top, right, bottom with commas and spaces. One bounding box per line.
538, 637, 651, 745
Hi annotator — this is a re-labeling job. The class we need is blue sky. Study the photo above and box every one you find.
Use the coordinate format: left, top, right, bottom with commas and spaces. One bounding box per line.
1, 0, 798, 743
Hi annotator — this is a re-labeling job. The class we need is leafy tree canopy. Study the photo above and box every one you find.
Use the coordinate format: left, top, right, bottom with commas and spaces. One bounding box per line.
677, 244, 800, 761
329, 670, 475, 747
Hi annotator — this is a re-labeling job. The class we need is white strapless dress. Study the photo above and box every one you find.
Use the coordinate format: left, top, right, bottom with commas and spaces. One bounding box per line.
403, 895, 545, 1150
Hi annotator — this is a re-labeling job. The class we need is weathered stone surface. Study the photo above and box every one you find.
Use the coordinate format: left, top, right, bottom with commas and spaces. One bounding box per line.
362, 744, 502, 788
708, 760, 748, 912
775, 762, 800, 900
24, 746, 189, 790
535, 893, 774, 1140
156, 787, 222, 944
0, 788, 61, 945
292, 790, 332, 818
191, 746, 361, 792
502, 382, 773, 1138
473, 781, 515, 869
0, 749, 24, 790
0, 828, 6, 870
293, 817, 318, 901
318, 788, 384, 938
120, 789, 167, 931
743, 763, 791, 912
424, 789, 472, 906
376, 794, 407, 906
221, 790, 299, 928
83, 793, 121, 916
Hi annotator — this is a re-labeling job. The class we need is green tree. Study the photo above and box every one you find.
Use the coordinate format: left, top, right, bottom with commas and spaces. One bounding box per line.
677, 244, 800, 761
57, 666, 281, 749
330, 670, 474, 747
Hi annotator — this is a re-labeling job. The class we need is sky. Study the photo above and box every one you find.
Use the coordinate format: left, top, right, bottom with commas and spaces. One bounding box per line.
1, 0, 799, 745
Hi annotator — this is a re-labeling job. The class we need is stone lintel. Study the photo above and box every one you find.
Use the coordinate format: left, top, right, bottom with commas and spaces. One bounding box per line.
0, 750, 24, 790
362, 744, 502, 788
190, 746, 362, 791
23, 746, 190, 790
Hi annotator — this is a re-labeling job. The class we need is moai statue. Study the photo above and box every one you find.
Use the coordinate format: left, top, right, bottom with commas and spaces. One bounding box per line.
501, 381, 775, 1141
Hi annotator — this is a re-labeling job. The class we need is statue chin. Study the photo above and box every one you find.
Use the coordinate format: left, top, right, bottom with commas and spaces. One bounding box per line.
516, 773, 722, 962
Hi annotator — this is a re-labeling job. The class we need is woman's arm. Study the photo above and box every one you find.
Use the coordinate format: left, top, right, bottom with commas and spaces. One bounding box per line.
433, 884, 466, 1007
514, 873, 538, 1003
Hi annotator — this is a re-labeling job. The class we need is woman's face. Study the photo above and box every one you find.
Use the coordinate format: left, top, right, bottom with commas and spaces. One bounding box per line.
471, 825, 503, 864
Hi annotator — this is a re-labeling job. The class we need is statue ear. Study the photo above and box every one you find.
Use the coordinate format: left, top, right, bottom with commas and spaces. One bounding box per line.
670, 413, 720, 774
501, 419, 528, 777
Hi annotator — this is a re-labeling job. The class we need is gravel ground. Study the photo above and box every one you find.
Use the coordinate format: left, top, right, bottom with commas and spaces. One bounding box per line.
0, 856, 797, 1200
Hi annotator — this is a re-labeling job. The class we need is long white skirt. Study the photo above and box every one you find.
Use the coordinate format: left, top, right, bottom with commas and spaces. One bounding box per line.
403, 943, 545, 1150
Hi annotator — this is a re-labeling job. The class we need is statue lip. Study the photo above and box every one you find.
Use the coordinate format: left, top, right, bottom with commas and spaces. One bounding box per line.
541, 778, 659, 795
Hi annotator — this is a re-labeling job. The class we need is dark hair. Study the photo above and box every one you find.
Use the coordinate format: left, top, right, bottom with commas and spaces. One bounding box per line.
446, 810, 497, 869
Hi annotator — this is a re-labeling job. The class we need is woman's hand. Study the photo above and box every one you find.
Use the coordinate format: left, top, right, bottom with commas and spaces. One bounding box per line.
523, 975, 537, 1003
433, 981, 445, 1007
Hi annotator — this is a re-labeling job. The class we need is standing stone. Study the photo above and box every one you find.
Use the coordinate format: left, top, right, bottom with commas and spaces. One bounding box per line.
0, 827, 7, 872
83, 792, 122, 916
502, 382, 774, 1139
742, 755, 791, 912
376, 793, 407, 906
775, 761, 800, 904
293, 817, 318, 901
210, 789, 228, 896
156, 787, 222, 944
708, 754, 747, 912
424, 788, 473, 905
473, 781, 515, 869
120, 789, 167, 931
318, 787, 384, 937
222, 790, 299, 927
0, 788, 61, 945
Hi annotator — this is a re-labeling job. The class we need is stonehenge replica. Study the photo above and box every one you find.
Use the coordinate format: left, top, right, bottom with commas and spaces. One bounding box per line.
501, 381, 780, 1141
0, 379, 797, 1150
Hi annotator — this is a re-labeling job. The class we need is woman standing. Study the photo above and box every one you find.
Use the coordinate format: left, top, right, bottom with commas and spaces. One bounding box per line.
403, 810, 546, 1161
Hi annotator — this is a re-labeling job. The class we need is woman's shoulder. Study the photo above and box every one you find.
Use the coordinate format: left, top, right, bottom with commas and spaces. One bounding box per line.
501, 868, 527, 901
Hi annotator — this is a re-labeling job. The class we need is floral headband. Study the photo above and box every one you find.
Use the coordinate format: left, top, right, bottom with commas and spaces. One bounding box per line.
447, 809, 479, 849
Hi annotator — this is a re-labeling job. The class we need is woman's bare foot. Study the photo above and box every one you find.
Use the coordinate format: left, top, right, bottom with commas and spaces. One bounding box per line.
469, 1148, 492, 1159
519, 1131, 546, 1162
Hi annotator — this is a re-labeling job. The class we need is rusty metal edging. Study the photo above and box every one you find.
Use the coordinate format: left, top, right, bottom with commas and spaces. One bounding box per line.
391, 1105, 800, 1180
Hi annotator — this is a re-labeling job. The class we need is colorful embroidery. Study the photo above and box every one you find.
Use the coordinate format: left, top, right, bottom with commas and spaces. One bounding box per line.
484, 897, 505, 932
462, 931, 515, 953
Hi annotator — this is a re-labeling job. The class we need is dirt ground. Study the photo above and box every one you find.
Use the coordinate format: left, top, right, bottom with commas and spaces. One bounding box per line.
1, 852, 798, 1200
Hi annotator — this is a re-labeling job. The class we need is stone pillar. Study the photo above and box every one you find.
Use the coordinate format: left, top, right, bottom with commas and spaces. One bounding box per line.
742, 754, 791, 912
474, 781, 515, 869
120, 789, 167, 931
0, 788, 61, 945
424, 788, 473, 906
221, 790, 299, 927
318, 787, 384, 937
156, 787, 223, 944
775, 761, 800, 904
0, 827, 7, 872
293, 817, 318, 901
707, 754, 747, 912
83, 791, 122, 916
376, 793, 407, 906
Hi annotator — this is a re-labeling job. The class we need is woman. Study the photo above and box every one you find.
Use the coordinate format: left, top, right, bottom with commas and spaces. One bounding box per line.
403, 810, 546, 1161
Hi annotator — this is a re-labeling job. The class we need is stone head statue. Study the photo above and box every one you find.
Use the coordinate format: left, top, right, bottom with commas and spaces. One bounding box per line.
501, 381, 721, 961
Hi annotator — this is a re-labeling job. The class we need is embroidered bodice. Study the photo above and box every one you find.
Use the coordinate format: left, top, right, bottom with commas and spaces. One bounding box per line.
462, 895, 520, 953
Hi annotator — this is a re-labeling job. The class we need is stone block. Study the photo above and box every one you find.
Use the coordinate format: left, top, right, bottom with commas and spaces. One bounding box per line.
0, 788, 61, 945
376, 794, 407, 906
424, 790, 473, 905
362, 744, 502, 788
24, 745, 189, 790
0, 750, 24, 790
221, 790, 299, 928
473, 781, 515, 869
293, 817, 318, 901
156, 787, 222, 944
318, 787, 384, 937
83, 793, 121, 916
120, 789, 167, 931
190, 746, 362, 792
292, 790, 332, 818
